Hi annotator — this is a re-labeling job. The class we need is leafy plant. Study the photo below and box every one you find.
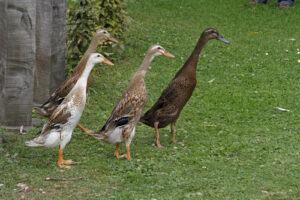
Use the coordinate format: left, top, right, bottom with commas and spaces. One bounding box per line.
66, 0, 130, 75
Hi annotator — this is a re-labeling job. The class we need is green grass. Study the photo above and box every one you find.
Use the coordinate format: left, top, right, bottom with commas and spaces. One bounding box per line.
1, 0, 300, 199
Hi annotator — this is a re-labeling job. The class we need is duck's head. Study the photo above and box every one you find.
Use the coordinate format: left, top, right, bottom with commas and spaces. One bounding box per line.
95, 29, 119, 43
147, 45, 175, 58
90, 53, 114, 66
202, 28, 230, 44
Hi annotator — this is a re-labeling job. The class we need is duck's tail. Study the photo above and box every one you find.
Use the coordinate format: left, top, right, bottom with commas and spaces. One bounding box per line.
34, 96, 62, 118
139, 114, 155, 128
25, 139, 44, 147
33, 106, 51, 118
92, 131, 105, 140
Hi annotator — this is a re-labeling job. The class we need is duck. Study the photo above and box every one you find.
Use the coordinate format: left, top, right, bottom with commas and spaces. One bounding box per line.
93, 45, 174, 160
26, 53, 114, 169
140, 28, 229, 148
34, 29, 118, 135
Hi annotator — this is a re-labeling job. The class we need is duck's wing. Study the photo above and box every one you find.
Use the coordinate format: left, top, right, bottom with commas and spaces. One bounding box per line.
36, 104, 72, 138
26, 104, 72, 147
48, 104, 72, 128
48, 76, 78, 106
36, 75, 78, 118
54, 76, 78, 101
143, 78, 181, 117
100, 94, 143, 133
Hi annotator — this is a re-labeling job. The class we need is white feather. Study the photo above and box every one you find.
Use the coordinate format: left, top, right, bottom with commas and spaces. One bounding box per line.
125, 127, 136, 146
106, 127, 124, 144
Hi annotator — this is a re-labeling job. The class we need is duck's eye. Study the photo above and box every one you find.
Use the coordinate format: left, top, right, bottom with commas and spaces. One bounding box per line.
157, 47, 162, 50
97, 55, 100, 57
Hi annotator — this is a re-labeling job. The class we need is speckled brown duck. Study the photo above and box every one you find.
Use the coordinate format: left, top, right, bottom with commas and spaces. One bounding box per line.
34, 29, 118, 134
93, 45, 174, 160
140, 28, 229, 148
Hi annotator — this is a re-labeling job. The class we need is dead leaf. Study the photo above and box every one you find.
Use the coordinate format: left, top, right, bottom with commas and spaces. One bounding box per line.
178, 142, 185, 146
39, 188, 46, 194
275, 107, 291, 112
54, 184, 61, 189
19, 126, 23, 134
19, 126, 26, 135
45, 177, 82, 181
16, 183, 32, 193
208, 78, 215, 83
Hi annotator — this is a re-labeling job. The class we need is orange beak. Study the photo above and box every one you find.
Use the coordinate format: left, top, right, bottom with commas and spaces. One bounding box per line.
108, 36, 119, 44
163, 51, 175, 58
103, 58, 114, 66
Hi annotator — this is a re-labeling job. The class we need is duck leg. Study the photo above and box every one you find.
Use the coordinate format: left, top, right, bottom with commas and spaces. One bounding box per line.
170, 122, 176, 144
77, 123, 94, 135
57, 147, 73, 169
125, 146, 131, 160
114, 144, 125, 159
114, 144, 131, 160
155, 122, 164, 148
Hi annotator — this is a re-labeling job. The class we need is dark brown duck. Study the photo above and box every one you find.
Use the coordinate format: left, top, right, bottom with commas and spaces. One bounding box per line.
140, 28, 229, 148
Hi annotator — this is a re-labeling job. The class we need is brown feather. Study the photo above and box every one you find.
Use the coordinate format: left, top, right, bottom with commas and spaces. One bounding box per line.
141, 28, 228, 128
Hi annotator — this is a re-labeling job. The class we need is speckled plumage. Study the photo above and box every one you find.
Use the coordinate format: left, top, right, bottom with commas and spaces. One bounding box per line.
93, 45, 174, 160
96, 75, 147, 146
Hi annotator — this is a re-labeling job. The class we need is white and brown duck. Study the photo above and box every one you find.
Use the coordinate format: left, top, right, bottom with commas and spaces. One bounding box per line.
34, 29, 118, 135
93, 45, 174, 160
140, 28, 229, 148
26, 53, 114, 169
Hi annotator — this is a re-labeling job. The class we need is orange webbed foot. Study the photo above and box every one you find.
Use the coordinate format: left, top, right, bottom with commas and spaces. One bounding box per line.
114, 152, 125, 159
62, 159, 73, 165
57, 162, 72, 169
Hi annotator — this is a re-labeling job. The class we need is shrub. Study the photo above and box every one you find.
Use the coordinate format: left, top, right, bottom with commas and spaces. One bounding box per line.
66, 0, 129, 75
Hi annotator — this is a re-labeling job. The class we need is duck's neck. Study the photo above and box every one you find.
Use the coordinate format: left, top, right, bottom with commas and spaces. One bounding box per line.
75, 60, 95, 88
73, 35, 102, 75
127, 53, 155, 89
83, 35, 102, 57
180, 35, 208, 74
136, 53, 155, 78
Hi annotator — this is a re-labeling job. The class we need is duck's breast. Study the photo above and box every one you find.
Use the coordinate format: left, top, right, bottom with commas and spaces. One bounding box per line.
65, 86, 87, 128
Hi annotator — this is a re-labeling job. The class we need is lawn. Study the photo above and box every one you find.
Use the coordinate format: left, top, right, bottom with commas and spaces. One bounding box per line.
1, 0, 300, 199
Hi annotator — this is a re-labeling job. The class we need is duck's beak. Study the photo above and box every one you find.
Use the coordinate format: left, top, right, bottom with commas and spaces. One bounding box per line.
217, 35, 230, 44
103, 58, 114, 66
108, 36, 119, 44
163, 51, 175, 58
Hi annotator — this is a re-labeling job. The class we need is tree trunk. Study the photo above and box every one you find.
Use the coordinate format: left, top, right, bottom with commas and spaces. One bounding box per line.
34, 0, 66, 104
0, 0, 36, 128
0, 0, 66, 128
